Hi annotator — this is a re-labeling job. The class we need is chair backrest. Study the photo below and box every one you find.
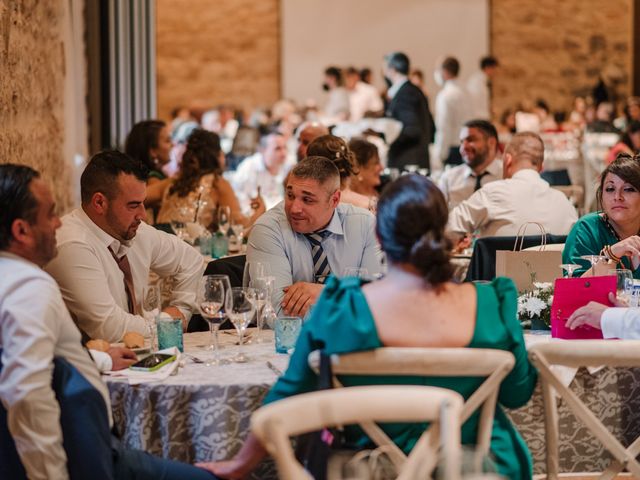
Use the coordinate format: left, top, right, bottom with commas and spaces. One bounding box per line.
522, 243, 565, 252
541, 169, 572, 186
251, 385, 463, 480
309, 347, 514, 469
0, 353, 114, 480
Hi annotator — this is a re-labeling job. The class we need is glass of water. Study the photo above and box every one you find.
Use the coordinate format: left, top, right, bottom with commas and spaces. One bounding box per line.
228, 287, 256, 363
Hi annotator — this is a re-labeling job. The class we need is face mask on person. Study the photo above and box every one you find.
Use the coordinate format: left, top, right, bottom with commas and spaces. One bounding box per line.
434, 70, 444, 87
322, 83, 330, 92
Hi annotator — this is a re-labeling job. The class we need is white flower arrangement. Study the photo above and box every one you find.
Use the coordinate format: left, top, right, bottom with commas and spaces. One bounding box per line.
518, 282, 553, 328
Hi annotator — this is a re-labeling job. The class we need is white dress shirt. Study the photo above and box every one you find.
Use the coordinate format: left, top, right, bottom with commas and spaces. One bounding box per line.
438, 159, 503, 208
230, 152, 288, 213
247, 202, 382, 313
601, 308, 640, 339
447, 169, 578, 237
0, 252, 111, 480
466, 71, 490, 119
349, 81, 383, 121
434, 79, 472, 162
45, 209, 205, 342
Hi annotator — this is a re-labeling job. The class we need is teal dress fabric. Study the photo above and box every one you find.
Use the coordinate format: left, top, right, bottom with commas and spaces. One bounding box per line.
562, 212, 640, 278
148, 169, 167, 181
264, 276, 538, 480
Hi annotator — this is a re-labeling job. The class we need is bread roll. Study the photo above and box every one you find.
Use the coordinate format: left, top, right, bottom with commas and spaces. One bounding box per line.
86, 339, 110, 352
123, 332, 145, 349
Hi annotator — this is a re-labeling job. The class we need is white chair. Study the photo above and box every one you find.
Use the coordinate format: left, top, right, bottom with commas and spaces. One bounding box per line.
308, 348, 515, 472
529, 340, 640, 479
251, 385, 463, 480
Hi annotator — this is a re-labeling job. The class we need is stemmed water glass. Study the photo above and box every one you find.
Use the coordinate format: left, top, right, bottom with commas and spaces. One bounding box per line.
248, 276, 276, 343
580, 255, 608, 276
559, 264, 580, 278
141, 284, 161, 352
197, 275, 230, 366
228, 287, 256, 363
242, 261, 271, 288
217, 206, 231, 236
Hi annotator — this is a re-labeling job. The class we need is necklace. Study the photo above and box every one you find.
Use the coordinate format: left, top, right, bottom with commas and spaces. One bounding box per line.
601, 213, 621, 241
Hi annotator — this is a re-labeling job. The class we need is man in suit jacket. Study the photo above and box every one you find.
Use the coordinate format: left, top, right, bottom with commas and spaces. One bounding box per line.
384, 52, 435, 171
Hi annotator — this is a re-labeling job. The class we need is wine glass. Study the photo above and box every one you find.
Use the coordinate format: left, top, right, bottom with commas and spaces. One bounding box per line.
560, 263, 580, 278
342, 267, 369, 279
247, 277, 274, 343
170, 206, 191, 242
217, 206, 231, 236
580, 255, 608, 276
242, 261, 271, 288
141, 284, 161, 351
197, 275, 230, 366
608, 269, 633, 305
228, 287, 256, 363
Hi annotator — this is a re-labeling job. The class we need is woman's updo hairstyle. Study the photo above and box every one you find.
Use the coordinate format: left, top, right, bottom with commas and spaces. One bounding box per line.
307, 134, 358, 183
376, 174, 453, 285
170, 128, 222, 197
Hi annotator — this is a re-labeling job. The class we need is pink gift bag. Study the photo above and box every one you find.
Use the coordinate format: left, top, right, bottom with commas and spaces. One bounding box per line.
550, 276, 616, 339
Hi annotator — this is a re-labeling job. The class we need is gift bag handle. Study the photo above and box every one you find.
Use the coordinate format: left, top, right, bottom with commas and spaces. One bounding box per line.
513, 222, 548, 251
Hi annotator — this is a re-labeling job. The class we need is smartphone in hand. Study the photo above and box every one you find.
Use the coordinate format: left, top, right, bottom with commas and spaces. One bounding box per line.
129, 353, 176, 372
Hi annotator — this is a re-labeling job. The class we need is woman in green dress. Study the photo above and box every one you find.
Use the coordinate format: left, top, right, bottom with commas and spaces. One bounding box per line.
563, 154, 640, 278
199, 174, 537, 480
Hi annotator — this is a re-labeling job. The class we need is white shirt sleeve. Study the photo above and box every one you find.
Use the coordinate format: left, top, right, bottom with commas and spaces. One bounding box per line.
447, 188, 492, 235
0, 276, 69, 480
601, 307, 640, 339
88, 349, 113, 372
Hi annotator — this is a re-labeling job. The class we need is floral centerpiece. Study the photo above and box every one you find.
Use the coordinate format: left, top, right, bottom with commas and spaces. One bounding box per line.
518, 282, 553, 330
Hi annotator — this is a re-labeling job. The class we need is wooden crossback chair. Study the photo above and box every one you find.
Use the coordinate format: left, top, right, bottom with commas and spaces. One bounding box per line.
529, 340, 640, 479
308, 347, 515, 473
251, 385, 463, 480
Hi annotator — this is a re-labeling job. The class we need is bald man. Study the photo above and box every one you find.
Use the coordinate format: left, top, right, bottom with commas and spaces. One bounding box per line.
296, 122, 329, 162
447, 132, 578, 238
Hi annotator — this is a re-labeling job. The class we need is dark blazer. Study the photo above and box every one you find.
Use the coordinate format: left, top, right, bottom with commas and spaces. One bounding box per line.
386, 81, 435, 170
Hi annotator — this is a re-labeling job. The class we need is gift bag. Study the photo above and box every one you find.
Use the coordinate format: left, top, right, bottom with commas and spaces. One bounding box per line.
550, 275, 616, 339
495, 223, 562, 292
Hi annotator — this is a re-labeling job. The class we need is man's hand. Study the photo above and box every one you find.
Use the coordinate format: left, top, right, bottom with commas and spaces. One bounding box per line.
196, 460, 250, 479
162, 306, 187, 330
107, 346, 137, 371
566, 292, 625, 331
281, 282, 324, 316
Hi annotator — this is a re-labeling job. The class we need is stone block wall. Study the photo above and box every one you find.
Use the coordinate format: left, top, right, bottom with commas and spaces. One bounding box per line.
0, 0, 72, 212
156, 0, 280, 122
491, 0, 632, 118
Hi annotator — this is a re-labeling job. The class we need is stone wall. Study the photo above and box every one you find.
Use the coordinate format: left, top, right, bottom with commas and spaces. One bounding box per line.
156, 0, 280, 122
0, 0, 72, 212
491, 0, 632, 118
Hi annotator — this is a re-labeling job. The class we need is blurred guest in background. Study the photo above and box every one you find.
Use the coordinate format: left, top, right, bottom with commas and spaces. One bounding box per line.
607, 121, 640, 164
587, 101, 620, 134
164, 120, 199, 177
614, 96, 640, 132
345, 66, 383, 121
295, 121, 329, 162
348, 137, 383, 200
466, 56, 499, 120
322, 66, 350, 122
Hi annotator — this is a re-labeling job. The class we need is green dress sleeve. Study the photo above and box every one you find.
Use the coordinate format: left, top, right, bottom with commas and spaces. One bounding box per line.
263, 276, 379, 405
562, 214, 604, 277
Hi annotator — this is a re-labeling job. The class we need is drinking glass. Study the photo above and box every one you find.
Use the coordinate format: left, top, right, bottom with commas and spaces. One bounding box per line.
141, 284, 161, 351
559, 263, 580, 278
275, 316, 302, 354
248, 282, 269, 343
342, 267, 369, 279
580, 255, 608, 276
243, 261, 271, 288
217, 206, 231, 236
608, 269, 633, 305
228, 287, 256, 363
170, 206, 191, 242
197, 275, 229, 366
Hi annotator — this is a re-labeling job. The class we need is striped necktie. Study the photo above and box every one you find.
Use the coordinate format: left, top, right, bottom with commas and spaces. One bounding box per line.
304, 230, 332, 284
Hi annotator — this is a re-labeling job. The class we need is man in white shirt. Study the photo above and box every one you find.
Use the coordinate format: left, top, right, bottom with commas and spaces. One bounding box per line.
247, 157, 381, 317
447, 132, 578, 238
438, 119, 502, 208
345, 66, 383, 122
322, 66, 350, 123
295, 121, 329, 162
433, 56, 472, 169
231, 131, 289, 212
466, 56, 499, 120
45, 151, 205, 342
0, 164, 215, 480
567, 294, 640, 339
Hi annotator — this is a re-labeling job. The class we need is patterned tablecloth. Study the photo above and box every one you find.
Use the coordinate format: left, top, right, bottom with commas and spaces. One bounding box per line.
105, 331, 640, 476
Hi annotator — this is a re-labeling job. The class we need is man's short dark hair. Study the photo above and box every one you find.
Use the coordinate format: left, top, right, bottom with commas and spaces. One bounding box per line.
289, 156, 340, 191
80, 150, 148, 205
464, 119, 499, 142
442, 57, 460, 77
0, 164, 40, 250
480, 56, 499, 70
385, 52, 410, 75
324, 66, 343, 84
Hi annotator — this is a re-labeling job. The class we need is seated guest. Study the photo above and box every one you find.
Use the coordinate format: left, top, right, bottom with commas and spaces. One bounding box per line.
566, 293, 637, 337
124, 119, 173, 214
344, 66, 384, 121
0, 164, 216, 480
157, 129, 265, 229
307, 134, 372, 210
348, 137, 383, 200
246, 157, 381, 317
448, 132, 578, 238
45, 151, 206, 342
606, 121, 640, 164
563, 154, 640, 278
199, 174, 538, 480
230, 131, 288, 212
438, 119, 502, 208
295, 121, 329, 162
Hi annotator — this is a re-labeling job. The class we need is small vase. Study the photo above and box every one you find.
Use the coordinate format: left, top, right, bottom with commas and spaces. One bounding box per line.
530, 316, 551, 331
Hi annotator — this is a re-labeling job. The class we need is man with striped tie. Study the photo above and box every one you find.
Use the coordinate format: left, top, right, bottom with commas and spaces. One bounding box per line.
246, 156, 382, 317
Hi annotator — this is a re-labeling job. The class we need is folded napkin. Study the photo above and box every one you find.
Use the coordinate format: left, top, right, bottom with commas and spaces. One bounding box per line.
105, 347, 180, 385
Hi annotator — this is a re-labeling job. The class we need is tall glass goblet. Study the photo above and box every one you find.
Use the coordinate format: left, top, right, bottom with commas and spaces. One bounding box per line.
217, 206, 231, 236
560, 263, 581, 278
228, 287, 256, 363
141, 284, 161, 352
580, 255, 608, 276
242, 261, 271, 288
197, 275, 230, 366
